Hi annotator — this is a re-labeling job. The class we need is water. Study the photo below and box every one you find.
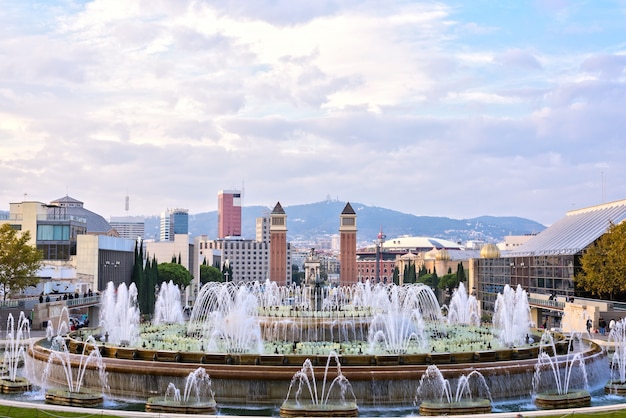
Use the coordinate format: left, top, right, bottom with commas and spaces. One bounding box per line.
99, 281, 140, 346
493, 284, 532, 347
446, 282, 480, 327
153, 280, 185, 326
284, 351, 357, 406
415, 364, 492, 404
13, 280, 623, 416
41, 335, 109, 394
609, 318, 626, 384
2, 312, 30, 382
532, 331, 589, 395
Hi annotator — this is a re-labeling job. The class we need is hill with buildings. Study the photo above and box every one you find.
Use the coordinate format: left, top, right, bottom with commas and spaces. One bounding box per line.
143, 200, 546, 245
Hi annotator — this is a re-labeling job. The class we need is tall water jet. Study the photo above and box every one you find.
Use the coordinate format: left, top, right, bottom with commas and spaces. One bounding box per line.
446, 282, 480, 326
188, 282, 263, 353
415, 364, 492, 416
153, 280, 185, 326
42, 335, 109, 406
0, 312, 32, 392
280, 351, 358, 417
606, 318, 626, 394
532, 331, 590, 409
493, 284, 532, 347
99, 281, 140, 346
367, 284, 437, 354
145, 367, 217, 414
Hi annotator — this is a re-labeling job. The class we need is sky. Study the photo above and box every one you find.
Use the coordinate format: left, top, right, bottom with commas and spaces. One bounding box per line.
1, 0, 625, 227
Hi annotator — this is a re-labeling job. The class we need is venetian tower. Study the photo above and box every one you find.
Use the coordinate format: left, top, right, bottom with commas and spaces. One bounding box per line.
269, 202, 288, 285
339, 202, 357, 285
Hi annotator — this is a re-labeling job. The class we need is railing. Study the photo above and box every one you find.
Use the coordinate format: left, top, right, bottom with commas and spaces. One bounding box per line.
528, 297, 565, 309
0, 299, 20, 309
66, 295, 100, 307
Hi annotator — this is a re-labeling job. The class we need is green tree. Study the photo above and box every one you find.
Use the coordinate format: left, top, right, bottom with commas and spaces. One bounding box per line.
200, 265, 223, 284
392, 266, 400, 285
0, 224, 43, 300
158, 263, 193, 289
456, 262, 467, 282
576, 221, 626, 300
291, 264, 304, 287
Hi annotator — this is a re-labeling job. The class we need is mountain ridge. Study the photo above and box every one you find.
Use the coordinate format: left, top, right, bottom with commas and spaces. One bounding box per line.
143, 200, 546, 245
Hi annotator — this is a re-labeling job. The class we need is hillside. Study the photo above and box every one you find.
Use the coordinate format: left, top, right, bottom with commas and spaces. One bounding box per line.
143, 200, 546, 244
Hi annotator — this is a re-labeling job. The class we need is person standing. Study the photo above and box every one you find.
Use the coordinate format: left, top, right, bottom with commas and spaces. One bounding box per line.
586, 318, 592, 334
599, 317, 607, 335
609, 318, 616, 333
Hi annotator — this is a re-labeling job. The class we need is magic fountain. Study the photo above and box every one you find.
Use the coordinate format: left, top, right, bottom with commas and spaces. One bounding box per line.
22, 280, 609, 415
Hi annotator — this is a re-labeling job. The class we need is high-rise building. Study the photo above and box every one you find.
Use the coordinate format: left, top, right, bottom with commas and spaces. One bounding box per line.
217, 190, 242, 238
160, 208, 189, 241
110, 216, 145, 240
339, 202, 357, 285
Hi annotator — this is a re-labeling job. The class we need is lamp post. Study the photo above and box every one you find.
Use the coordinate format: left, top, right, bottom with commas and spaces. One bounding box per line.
375, 227, 386, 284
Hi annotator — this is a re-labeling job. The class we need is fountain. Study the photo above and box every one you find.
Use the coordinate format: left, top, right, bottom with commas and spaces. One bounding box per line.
0, 312, 31, 392
40, 335, 109, 407
188, 282, 264, 353
24, 280, 607, 412
280, 351, 358, 417
493, 284, 532, 347
415, 364, 492, 416
145, 367, 217, 414
153, 280, 185, 326
606, 318, 626, 394
532, 331, 591, 409
99, 281, 140, 346
446, 282, 480, 326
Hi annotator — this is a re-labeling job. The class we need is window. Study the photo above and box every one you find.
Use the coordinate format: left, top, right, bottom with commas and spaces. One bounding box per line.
37, 225, 70, 241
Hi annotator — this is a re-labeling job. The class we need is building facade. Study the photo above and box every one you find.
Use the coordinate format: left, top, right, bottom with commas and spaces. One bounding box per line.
110, 216, 145, 240
269, 202, 288, 285
218, 190, 242, 238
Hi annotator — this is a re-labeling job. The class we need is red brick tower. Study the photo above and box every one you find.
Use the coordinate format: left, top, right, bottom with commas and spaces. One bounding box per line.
269, 202, 288, 285
339, 202, 357, 285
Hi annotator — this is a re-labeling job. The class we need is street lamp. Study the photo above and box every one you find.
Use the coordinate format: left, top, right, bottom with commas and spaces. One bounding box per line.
375, 227, 386, 283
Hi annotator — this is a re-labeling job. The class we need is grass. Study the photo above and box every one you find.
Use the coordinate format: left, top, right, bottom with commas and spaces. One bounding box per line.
0, 404, 125, 418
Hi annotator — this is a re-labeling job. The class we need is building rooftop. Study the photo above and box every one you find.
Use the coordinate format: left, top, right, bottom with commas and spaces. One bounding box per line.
510, 199, 626, 256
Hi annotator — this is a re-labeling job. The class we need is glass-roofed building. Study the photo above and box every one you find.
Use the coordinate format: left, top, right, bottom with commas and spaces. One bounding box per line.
472, 198, 626, 322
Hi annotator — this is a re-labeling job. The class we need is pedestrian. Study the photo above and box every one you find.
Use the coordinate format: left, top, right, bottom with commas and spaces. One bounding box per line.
586, 318, 592, 333
599, 317, 607, 335
609, 318, 616, 333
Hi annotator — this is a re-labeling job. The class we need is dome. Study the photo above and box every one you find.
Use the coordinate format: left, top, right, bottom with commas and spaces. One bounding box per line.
435, 248, 451, 261
480, 243, 501, 259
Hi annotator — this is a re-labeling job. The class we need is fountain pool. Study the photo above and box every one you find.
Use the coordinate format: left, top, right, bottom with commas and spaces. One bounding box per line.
21, 280, 611, 415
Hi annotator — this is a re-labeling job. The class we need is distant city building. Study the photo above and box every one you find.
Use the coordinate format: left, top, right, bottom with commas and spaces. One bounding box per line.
110, 216, 145, 240
160, 208, 188, 241
218, 190, 242, 238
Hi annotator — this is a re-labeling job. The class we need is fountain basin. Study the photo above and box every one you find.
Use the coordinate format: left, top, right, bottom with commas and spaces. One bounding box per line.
145, 397, 217, 414
534, 389, 591, 409
280, 400, 358, 417
605, 380, 626, 395
419, 399, 492, 416
0, 377, 31, 393
45, 388, 104, 407
27, 337, 607, 405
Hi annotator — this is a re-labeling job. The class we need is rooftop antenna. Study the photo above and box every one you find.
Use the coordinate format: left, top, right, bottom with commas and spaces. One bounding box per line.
601, 171, 606, 203
125, 195, 130, 214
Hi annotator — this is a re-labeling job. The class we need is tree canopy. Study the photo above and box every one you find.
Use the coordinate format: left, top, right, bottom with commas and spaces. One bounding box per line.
576, 220, 626, 300
158, 262, 192, 289
200, 265, 223, 284
0, 224, 43, 300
